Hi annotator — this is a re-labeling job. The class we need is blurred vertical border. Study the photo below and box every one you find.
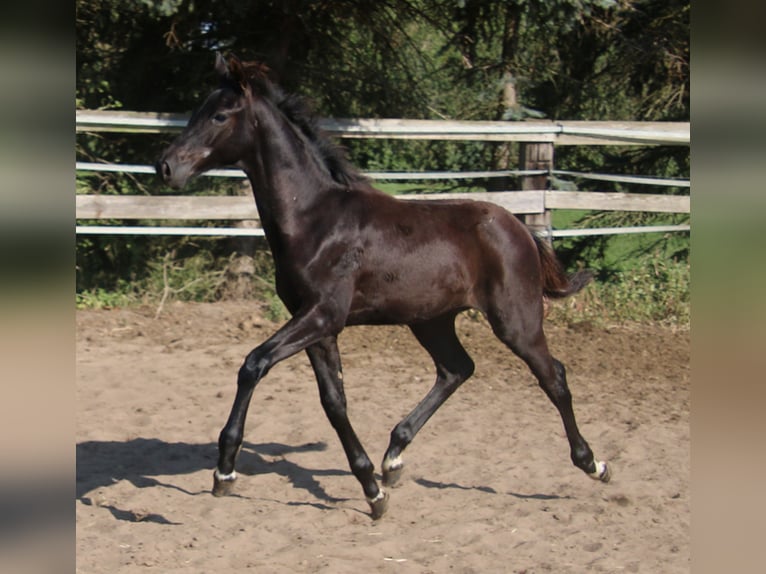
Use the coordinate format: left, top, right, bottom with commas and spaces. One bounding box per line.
694, 1, 766, 572
2, 1, 766, 572
0, 3, 74, 574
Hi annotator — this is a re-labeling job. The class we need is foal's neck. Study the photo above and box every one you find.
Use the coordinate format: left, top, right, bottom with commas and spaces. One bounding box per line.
242, 99, 334, 242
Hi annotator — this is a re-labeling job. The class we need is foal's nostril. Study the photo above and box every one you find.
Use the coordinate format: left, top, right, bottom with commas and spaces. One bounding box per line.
160, 160, 171, 181
156, 160, 168, 180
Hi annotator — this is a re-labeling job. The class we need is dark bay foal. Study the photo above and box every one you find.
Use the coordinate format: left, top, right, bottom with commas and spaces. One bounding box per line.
157, 53, 610, 519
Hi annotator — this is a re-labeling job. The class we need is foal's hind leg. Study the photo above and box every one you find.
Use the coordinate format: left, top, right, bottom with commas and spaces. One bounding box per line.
305, 337, 387, 519
488, 307, 610, 483
381, 313, 475, 487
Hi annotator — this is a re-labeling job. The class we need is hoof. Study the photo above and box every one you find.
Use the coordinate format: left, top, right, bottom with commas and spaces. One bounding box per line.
368, 490, 389, 520
212, 471, 237, 497
382, 464, 404, 488
599, 462, 611, 483
589, 460, 611, 483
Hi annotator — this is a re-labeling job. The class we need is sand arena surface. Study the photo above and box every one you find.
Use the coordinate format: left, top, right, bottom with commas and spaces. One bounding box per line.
77, 301, 689, 573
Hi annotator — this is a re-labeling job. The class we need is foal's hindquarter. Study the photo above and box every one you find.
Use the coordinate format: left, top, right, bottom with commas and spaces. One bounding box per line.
214, 189, 610, 519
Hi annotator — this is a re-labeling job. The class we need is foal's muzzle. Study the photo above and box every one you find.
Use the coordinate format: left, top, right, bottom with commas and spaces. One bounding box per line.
156, 153, 194, 189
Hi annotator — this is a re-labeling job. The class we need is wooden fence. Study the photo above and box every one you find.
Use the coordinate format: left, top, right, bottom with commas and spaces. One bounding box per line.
75, 111, 690, 239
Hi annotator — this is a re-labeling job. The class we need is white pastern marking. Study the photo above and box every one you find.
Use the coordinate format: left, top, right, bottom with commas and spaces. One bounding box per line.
589, 460, 607, 480
368, 489, 387, 504
383, 455, 403, 472
214, 469, 237, 482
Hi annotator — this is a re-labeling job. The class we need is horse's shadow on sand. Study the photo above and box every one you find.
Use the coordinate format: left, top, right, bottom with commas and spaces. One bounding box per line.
76, 438, 351, 523
77, 438, 569, 524
415, 478, 571, 501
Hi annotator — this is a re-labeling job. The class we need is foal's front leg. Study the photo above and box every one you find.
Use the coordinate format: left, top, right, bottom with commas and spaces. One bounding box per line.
212, 305, 343, 497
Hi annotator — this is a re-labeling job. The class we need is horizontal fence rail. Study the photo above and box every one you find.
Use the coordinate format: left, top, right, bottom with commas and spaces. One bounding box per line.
75, 161, 550, 181
75, 161, 690, 187
76, 111, 690, 238
74, 224, 691, 238
75, 191, 689, 220
76, 110, 689, 145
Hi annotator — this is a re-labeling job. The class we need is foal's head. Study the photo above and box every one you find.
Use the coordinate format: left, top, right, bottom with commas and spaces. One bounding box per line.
157, 53, 266, 189
158, 53, 363, 190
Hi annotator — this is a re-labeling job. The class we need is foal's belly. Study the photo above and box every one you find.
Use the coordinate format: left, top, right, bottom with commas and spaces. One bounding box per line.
346, 256, 477, 325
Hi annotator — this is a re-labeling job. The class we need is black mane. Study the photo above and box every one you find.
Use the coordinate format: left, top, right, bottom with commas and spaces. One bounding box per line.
239, 62, 366, 187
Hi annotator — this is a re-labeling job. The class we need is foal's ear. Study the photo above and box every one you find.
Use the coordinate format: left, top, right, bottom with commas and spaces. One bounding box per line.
227, 55, 247, 90
214, 51, 230, 79
215, 52, 249, 93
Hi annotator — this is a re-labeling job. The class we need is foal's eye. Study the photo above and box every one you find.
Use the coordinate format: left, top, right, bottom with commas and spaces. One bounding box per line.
212, 113, 227, 124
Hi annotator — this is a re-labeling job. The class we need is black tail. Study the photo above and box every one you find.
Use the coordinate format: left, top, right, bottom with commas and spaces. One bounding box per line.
531, 233, 593, 299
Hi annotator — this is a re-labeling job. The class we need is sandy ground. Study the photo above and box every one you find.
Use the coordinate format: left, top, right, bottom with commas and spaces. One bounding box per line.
76, 301, 689, 573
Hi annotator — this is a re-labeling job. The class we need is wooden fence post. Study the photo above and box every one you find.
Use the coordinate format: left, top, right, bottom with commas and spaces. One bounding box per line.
519, 142, 553, 241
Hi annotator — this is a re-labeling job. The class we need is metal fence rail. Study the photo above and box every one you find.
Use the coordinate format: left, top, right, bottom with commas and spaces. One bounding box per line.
74, 224, 690, 238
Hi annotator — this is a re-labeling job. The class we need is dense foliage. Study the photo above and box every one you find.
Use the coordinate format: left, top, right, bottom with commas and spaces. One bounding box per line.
76, 0, 689, 323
